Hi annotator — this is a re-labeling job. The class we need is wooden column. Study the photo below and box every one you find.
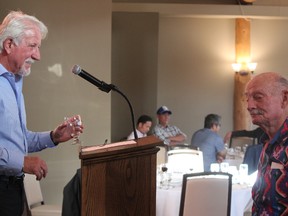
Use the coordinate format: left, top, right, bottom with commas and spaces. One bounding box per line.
233, 18, 252, 130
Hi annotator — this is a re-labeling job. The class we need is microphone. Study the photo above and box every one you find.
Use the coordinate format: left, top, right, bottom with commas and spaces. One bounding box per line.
71, 65, 114, 93
71, 65, 138, 140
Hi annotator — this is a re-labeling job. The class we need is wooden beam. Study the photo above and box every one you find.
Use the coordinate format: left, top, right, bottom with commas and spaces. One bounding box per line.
233, 18, 252, 130
235, 18, 250, 63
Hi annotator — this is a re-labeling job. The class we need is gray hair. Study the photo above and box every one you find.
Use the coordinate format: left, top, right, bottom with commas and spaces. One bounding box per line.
0, 11, 48, 52
204, 114, 221, 129
276, 74, 288, 89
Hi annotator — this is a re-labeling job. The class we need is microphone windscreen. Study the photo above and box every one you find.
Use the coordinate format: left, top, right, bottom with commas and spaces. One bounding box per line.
72, 65, 81, 75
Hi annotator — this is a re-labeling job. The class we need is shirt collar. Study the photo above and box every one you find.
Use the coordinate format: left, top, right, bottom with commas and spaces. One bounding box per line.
158, 123, 169, 129
0, 64, 9, 76
0, 63, 23, 80
267, 117, 288, 145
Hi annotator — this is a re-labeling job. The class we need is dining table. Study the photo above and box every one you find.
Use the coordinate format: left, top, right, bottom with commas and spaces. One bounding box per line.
224, 149, 245, 168
156, 179, 253, 216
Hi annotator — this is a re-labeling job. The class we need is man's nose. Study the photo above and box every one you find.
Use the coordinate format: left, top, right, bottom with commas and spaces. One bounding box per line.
32, 48, 41, 61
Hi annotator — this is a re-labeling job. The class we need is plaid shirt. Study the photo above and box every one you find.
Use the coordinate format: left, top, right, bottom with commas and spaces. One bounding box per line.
152, 124, 186, 145
252, 118, 288, 216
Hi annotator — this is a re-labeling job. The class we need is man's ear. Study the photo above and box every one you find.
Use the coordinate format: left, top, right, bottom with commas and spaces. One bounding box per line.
211, 124, 217, 132
3, 38, 14, 54
281, 90, 288, 108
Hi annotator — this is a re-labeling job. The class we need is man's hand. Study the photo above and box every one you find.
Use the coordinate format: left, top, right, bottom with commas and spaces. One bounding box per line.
23, 156, 48, 180
51, 115, 84, 144
169, 134, 186, 145
216, 155, 225, 163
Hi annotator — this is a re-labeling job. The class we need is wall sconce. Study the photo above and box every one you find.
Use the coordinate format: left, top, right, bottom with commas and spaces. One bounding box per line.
232, 62, 257, 75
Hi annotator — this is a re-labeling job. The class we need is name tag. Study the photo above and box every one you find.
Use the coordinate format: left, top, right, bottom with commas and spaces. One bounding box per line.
271, 162, 284, 169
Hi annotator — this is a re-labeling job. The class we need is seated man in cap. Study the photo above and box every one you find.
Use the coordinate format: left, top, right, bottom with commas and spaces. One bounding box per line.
152, 106, 187, 146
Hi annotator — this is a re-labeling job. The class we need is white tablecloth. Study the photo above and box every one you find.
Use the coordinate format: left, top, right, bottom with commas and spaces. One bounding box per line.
225, 152, 245, 168
231, 184, 253, 216
156, 184, 252, 216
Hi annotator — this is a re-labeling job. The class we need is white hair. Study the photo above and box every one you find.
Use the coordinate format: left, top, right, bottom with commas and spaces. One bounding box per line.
0, 11, 48, 52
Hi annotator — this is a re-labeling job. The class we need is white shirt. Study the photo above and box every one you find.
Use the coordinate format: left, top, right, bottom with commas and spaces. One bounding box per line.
127, 129, 147, 140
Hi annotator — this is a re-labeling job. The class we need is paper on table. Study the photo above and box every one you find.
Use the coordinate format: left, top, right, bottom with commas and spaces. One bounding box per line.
81, 140, 137, 152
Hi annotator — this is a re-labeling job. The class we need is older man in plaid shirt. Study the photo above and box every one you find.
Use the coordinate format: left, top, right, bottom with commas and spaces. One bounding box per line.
152, 106, 187, 146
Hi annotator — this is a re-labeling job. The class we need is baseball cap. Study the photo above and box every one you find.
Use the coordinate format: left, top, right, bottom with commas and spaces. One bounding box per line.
156, 106, 172, 115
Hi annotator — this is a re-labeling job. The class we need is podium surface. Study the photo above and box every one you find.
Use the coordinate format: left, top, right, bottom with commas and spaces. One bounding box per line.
79, 136, 162, 216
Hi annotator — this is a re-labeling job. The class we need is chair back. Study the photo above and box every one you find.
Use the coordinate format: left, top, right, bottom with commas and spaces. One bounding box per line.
229, 127, 265, 148
167, 149, 204, 173
243, 144, 263, 174
179, 172, 232, 216
157, 145, 168, 165
24, 174, 44, 209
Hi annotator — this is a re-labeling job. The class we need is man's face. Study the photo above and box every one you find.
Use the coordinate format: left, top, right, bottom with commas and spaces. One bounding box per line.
7, 27, 42, 76
245, 77, 285, 128
138, 121, 152, 134
158, 113, 170, 126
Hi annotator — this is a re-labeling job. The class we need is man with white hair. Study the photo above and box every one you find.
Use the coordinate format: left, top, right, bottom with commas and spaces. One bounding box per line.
0, 11, 83, 215
245, 72, 288, 215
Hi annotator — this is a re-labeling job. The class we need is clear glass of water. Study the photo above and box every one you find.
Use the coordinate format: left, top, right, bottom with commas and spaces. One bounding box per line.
210, 163, 220, 172
64, 115, 83, 145
220, 162, 229, 173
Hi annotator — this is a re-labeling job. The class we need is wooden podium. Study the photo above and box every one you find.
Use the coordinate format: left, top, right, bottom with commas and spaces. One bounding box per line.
79, 135, 162, 216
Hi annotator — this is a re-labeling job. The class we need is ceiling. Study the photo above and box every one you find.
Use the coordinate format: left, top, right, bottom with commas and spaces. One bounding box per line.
112, 0, 288, 6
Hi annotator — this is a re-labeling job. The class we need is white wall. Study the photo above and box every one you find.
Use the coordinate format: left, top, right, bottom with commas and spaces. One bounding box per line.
1, 0, 112, 205
111, 12, 159, 141
251, 19, 288, 74
158, 17, 235, 142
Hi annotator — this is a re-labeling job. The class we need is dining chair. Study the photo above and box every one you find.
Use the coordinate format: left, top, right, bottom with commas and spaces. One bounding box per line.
243, 144, 263, 174
157, 144, 168, 164
229, 127, 264, 148
23, 174, 62, 216
167, 149, 204, 173
179, 172, 232, 216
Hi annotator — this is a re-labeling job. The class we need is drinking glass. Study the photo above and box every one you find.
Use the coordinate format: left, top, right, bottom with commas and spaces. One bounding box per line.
242, 144, 248, 154
159, 163, 173, 189
239, 164, 249, 184
239, 164, 248, 175
220, 162, 229, 173
64, 115, 83, 145
235, 146, 242, 155
210, 163, 220, 172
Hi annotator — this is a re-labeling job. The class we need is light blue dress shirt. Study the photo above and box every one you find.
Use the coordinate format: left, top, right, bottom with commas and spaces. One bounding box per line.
0, 64, 55, 176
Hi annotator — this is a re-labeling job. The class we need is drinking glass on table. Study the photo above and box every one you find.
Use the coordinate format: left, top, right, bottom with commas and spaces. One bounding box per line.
239, 164, 249, 184
159, 163, 173, 189
210, 163, 220, 172
235, 146, 242, 155
242, 144, 248, 154
239, 164, 248, 175
220, 162, 229, 173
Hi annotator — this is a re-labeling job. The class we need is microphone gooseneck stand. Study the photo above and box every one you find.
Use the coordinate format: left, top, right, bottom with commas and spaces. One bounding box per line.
110, 85, 138, 140
94, 83, 138, 141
